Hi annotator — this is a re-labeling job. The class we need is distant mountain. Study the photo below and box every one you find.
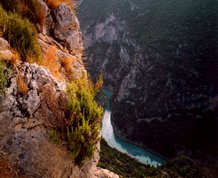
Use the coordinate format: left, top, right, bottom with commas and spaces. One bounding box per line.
78, 0, 218, 168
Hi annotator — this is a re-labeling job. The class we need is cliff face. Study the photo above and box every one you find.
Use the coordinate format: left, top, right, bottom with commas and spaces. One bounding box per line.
0, 1, 118, 177
78, 0, 218, 167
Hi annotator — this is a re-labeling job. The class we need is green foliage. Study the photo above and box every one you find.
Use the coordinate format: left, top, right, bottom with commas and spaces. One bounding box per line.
0, 6, 42, 62
0, 0, 17, 13
164, 156, 209, 178
48, 130, 61, 145
98, 139, 161, 178
66, 77, 103, 164
0, 5, 7, 33
0, 62, 6, 94
0, 0, 45, 26
94, 74, 103, 93
99, 140, 211, 178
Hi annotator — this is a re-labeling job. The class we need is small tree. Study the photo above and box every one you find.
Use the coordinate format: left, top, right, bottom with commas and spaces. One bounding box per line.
66, 76, 103, 164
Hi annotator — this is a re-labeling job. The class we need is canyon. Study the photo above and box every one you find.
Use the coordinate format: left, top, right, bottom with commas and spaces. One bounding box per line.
78, 0, 218, 168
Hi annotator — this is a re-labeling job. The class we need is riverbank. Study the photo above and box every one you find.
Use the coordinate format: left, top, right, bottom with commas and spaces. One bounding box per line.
101, 89, 166, 166
98, 139, 211, 178
98, 139, 163, 178
101, 110, 165, 167
111, 117, 168, 163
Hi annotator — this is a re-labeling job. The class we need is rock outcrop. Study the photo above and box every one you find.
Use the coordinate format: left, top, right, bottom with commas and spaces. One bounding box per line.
0, 1, 119, 177
53, 3, 84, 55
0, 62, 91, 178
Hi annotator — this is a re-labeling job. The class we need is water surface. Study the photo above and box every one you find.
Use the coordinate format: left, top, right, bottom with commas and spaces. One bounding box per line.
101, 89, 166, 167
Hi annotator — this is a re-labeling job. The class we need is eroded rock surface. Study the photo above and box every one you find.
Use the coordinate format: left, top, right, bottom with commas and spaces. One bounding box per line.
0, 1, 119, 177
54, 3, 84, 54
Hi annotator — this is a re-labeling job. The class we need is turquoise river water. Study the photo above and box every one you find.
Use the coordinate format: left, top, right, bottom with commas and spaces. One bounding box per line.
101, 89, 166, 168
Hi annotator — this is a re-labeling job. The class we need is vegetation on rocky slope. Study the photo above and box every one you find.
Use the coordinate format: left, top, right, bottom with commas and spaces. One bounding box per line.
0, 0, 103, 167
66, 76, 103, 164
0, 62, 6, 94
48, 77, 104, 165
99, 139, 211, 178
0, 6, 42, 62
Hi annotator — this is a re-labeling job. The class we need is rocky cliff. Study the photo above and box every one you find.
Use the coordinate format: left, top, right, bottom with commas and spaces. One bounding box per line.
0, 1, 119, 177
78, 0, 218, 168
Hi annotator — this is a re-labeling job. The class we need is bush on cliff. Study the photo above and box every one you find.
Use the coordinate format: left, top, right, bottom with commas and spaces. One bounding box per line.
48, 76, 103, 165
46, 0, 76, 10
0, 0, 46, 31
0, 6, 42, 62
66, 76, 103, 164
0, 62, 6, 94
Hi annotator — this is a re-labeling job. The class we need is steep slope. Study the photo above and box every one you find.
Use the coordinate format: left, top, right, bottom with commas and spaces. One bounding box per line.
78, 0, 218, 168
0, 1, 119, 177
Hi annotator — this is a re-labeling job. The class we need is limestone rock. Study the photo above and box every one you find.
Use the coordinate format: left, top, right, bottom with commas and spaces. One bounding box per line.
0, 62, 99, 178
38, 0, 48, 34
0, 3, 118, 176
94, 168, 120, 178
53, 3, 83, 54
0, 37, 10, 50
38, 34, 86, 79
0, 50, 13, 61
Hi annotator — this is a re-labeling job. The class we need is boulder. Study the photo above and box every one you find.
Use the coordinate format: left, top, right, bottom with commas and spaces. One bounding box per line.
0, 50, 13, 61
53, 3, 83, 54
0, 37, 10, 50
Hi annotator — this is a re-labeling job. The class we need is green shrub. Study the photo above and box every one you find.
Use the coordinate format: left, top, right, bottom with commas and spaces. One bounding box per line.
0, 6, 7, 33
0, 6, 42, 62
0, 0, 46, 30
46, 76, 103, 165
0, 62, 6, 94
4, 13, 42, 61
0, 0, 17, 13
48, 130, 62, 145
66, 77, 103, 164
164, 155, 207, 177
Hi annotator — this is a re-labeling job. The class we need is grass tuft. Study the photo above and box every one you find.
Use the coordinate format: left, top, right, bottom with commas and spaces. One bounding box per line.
17, 75, 28, 95
0, 6, 42, 62
48, 130, 62, 145
46, 0, 76, 10
61, 57, 74, 73
46, 0, 62, 9
10, 49, 20, 67
40, 46, 61, 79
0, 0, 46, 32
0, 62, 6, 94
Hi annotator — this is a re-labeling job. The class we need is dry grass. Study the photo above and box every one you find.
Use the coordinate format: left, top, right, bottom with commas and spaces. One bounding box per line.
46, 0, 76, 10
64, 0, 76, 11
17, 0, 46, 32
40, 46, 61, 79
39, 84, 68, 128
95, 74, 104, 93
10, 49, 20, 67
46, 0, 62, 9
17, 0, 28, 17
61, 57, 74, 73
17, 75, 28, 94
0, 152, 25, 178
35, 8, 46, 32
0, 49, 20, 67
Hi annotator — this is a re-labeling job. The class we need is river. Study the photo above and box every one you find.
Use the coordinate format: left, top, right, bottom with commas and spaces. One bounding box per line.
101, 89, 166, 168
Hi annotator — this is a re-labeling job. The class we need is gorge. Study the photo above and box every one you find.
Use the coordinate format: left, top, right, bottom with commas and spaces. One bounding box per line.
0, 0, 217, 177
78, 0, 218, 171
101, 89, 166, 167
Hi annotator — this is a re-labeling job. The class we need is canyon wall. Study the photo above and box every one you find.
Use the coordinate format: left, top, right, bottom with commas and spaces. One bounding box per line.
78, 0, 218, 167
